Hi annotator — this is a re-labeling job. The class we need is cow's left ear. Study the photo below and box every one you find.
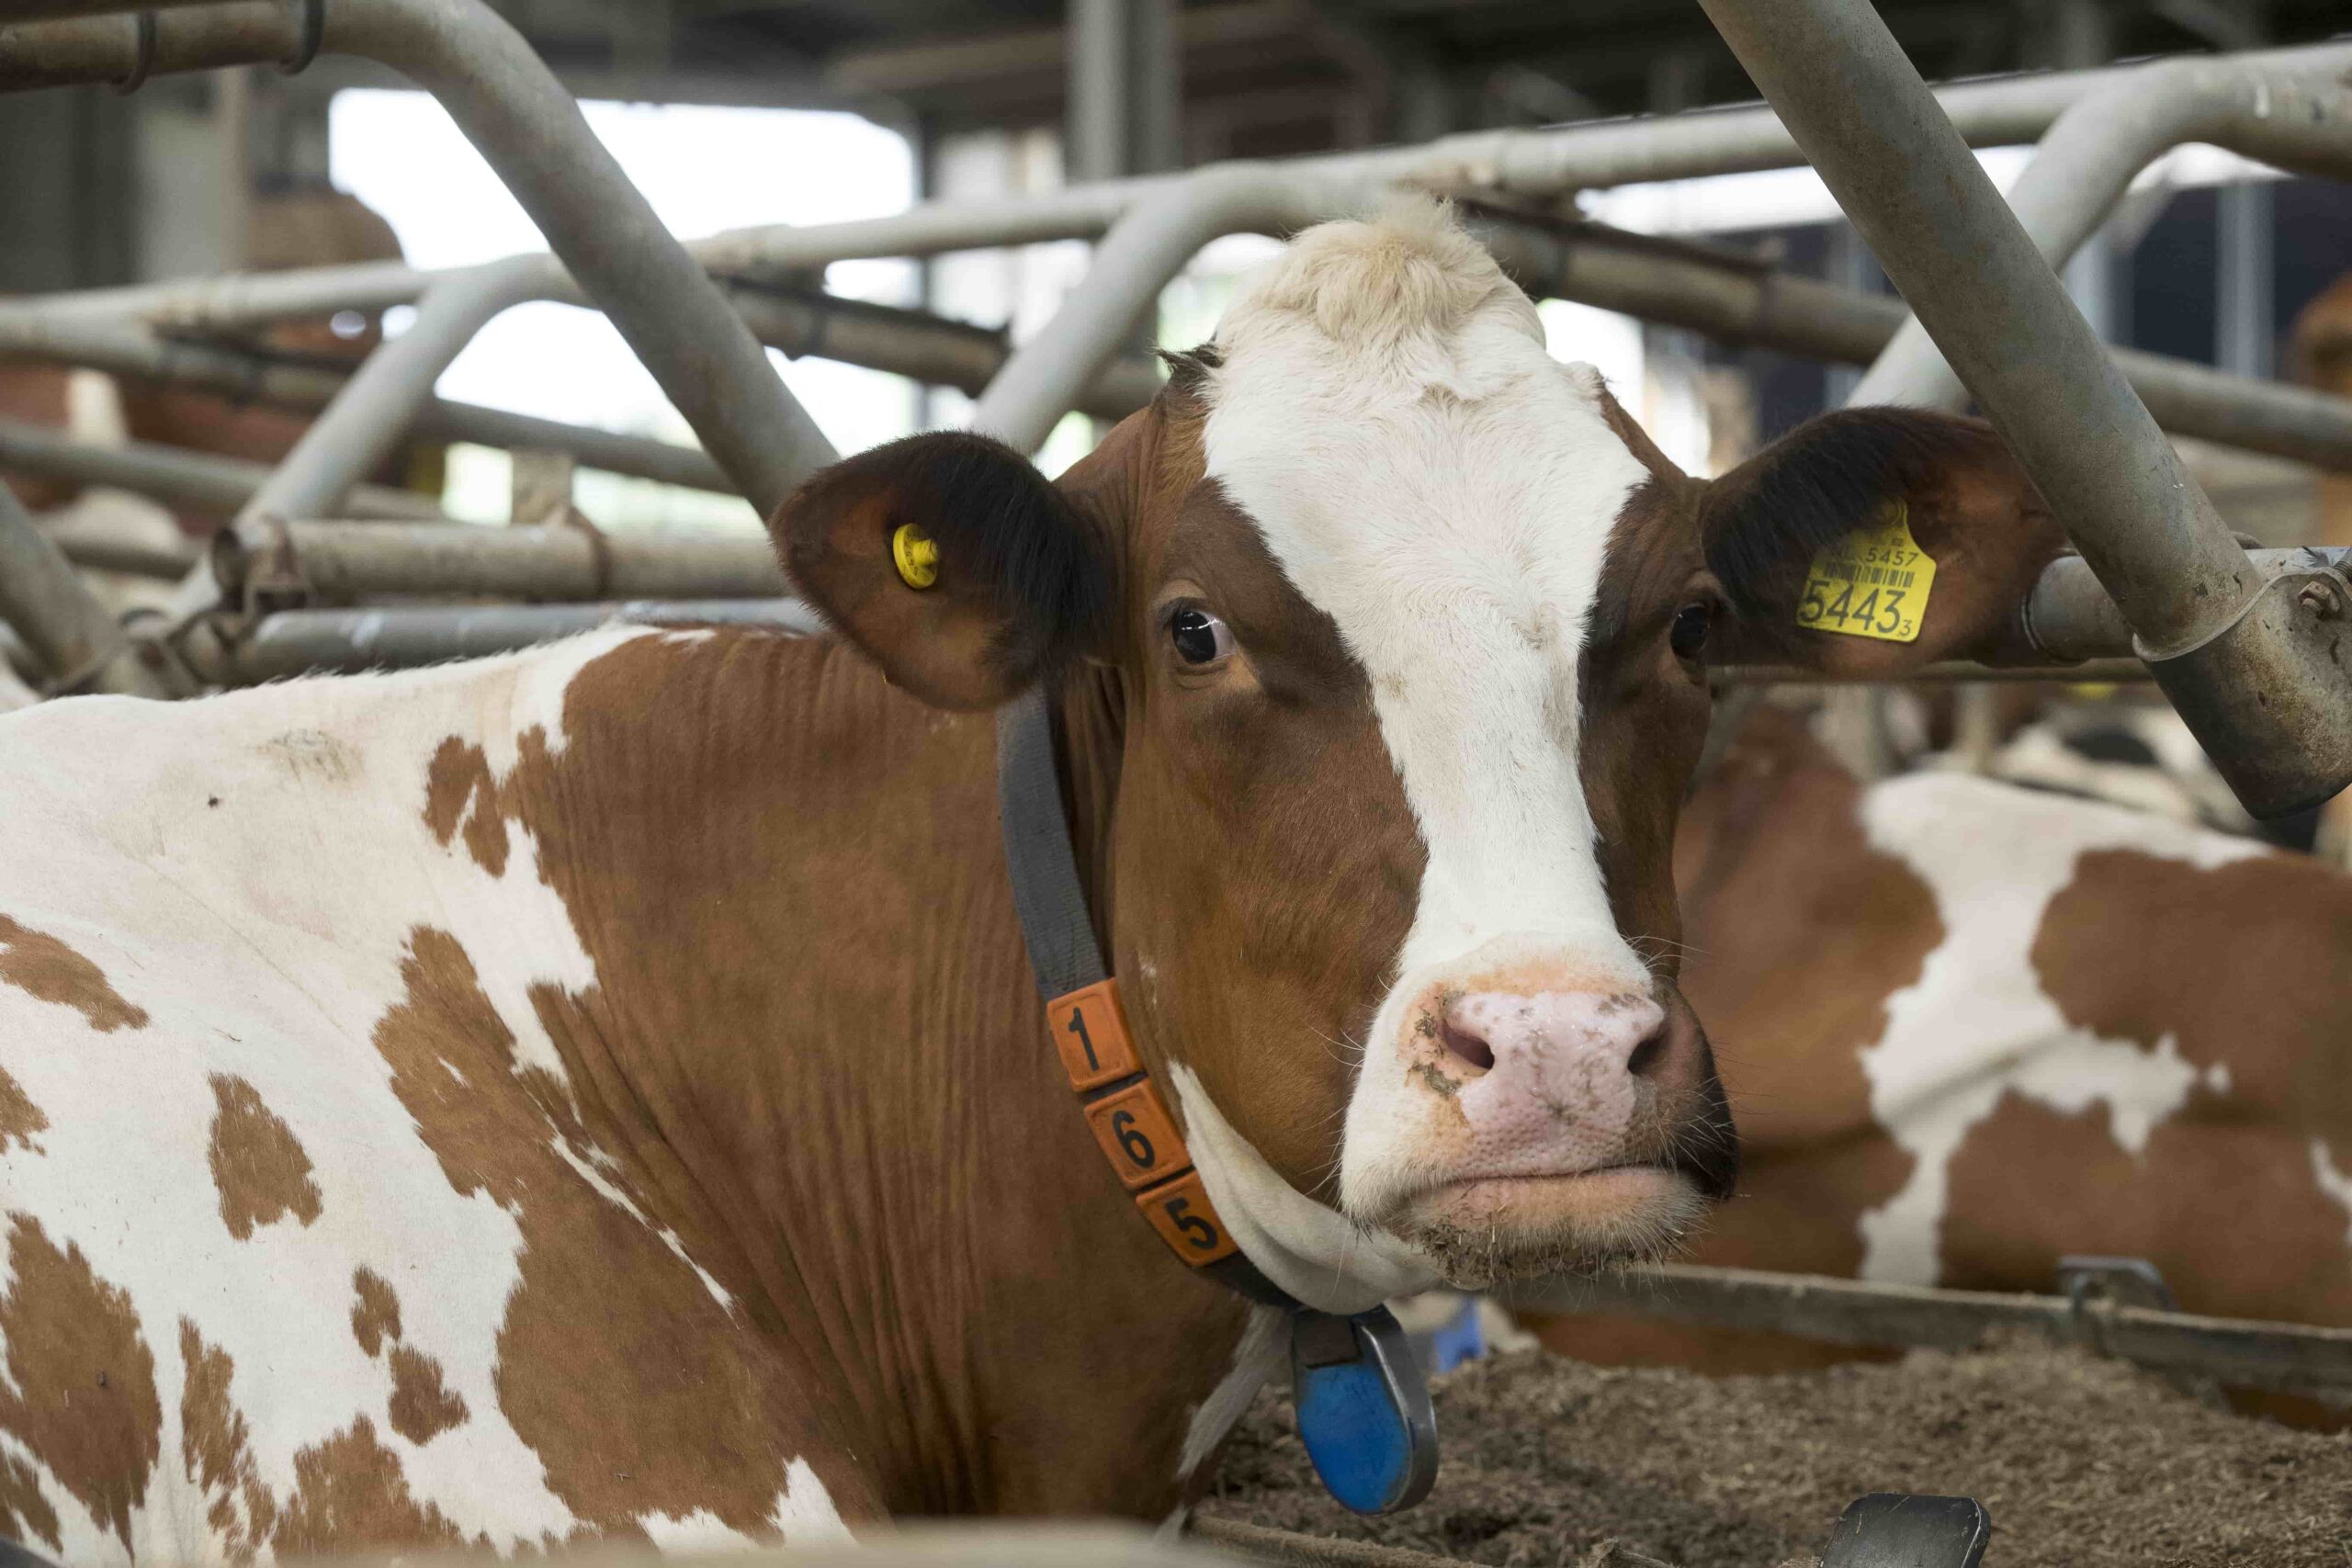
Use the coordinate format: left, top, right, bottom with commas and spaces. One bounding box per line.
770, 431, 1111, 709
1698, 408, 2067, 676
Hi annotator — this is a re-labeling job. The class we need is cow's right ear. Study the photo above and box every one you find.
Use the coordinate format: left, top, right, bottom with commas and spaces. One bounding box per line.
769, 431, 1111, 710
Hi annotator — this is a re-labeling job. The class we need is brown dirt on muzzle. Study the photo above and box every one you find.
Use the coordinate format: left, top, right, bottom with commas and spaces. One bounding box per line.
1202, 1342, 2352, 1567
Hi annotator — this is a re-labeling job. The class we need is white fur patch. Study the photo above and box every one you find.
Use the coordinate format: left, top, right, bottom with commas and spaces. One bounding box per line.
1169, 1064, 1436, 1314
1194, 202, 1655, 1247
2312, 1139, 2352, 1250
0, 627, 835, 1561
1851, 773, 2264, 1285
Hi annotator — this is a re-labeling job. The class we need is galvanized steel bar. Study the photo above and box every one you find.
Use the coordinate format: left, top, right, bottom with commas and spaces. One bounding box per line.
969, 166, 1350, 452
1701, 0, 2352, 818
0, 483, 168, 696
214, 519, 786, 604
0, 418, 446, 522
0, 314, 739, 493
193, 598, 824, 683
315, 0, 836, 510
1506, 1262, 2352, 1399
1853, 50, 2352, 408
1478, 219, 2352, 472
236, 257, 546, 528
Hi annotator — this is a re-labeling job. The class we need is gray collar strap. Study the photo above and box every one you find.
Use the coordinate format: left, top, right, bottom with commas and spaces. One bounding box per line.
993, 684, 1439, 1514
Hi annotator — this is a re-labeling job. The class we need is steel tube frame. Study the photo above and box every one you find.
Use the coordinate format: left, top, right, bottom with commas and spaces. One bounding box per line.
1478, 219, 2352, 471
1505, 1262, 2352, 1401
236, 257, 546, 529
215, 519, 787, 604
187, 599, 824, 684
969, 166, 1356, 451
1702, 0, 2352, 818
1853, 49, 2352, 408
0, 418, 446, 522
0, 484, 168, 696
322, 0, 837, 510
0, 0, 837, 512
0, 312, 741, 493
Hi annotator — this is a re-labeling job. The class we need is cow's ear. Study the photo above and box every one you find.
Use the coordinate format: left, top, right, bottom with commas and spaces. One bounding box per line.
769, 431, 1111, 709
1698, 409, 2066, 676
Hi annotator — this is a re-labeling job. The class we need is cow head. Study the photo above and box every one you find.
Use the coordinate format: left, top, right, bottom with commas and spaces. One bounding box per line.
775, 202, 2060, 1310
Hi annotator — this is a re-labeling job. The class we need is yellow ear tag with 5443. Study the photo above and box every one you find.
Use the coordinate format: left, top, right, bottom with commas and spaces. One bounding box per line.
1795, 499, 1936, 644
891, 523, 940, 590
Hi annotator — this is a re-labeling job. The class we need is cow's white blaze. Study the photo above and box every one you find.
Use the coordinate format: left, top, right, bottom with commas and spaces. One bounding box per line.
1192, 202, 1655, 1261
0, 628, 842, 1562
1852, 773, 2260, 1285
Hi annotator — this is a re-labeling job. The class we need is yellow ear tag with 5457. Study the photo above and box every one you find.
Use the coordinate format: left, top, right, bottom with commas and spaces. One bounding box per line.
891, 523, 940, 590
1795, 499, 1936, 644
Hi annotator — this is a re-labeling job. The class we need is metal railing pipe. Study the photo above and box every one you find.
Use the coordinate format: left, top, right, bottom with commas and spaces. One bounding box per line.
0, 483, 169, 696
0, 315, 740, 493
0, 418, 446, 522
1701, 0, 2352, 818
1479, 218, 2352, 471
317, 0, 836, 510
163, 256, 548, 626
189, 598, 824, 683
214, 519, 786, 604
0, 0, 838, 511
1854, 51, 2352, 408
969, 166, 1350, 452
234, 256, 545, 529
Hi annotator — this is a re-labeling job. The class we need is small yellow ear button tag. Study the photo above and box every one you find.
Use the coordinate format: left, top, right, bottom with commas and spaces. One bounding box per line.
891, 523, 940, 590
1795, 499, 1937, 644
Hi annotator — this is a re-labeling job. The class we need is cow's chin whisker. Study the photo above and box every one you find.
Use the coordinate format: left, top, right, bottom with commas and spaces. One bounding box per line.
1377, 1167, 1708, 1291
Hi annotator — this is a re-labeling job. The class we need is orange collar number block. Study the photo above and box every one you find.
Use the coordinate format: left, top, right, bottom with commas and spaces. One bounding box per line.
1049, 978, 1139, 1090
1082, 1079, 1193, 1190
1137, 1170, 1238, 1265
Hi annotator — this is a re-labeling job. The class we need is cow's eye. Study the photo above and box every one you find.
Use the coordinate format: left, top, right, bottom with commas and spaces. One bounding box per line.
1669, 602, 1713, 661
1169, 607, 1234, 666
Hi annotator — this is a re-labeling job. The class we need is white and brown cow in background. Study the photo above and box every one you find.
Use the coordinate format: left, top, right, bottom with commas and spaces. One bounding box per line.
0, 202, 2077, 1559
1532, 704, 2352, 1416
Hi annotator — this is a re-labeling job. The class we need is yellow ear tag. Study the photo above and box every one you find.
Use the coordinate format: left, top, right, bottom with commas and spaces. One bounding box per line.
891, 523, 940, 590
1795, 499, 1937, 644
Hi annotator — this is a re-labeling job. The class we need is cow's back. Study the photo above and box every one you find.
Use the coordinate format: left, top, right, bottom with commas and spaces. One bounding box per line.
0, 629, 869, 1562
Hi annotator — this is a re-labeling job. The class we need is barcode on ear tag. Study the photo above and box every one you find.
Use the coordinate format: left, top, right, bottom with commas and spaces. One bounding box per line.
1795, 499, 1937, 644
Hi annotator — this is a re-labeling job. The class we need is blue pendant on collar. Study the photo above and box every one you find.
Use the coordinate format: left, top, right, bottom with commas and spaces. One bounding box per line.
1290, 1305, 1440, 1515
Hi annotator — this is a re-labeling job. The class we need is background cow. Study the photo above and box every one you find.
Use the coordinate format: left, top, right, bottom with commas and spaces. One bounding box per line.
0, 205, 2081, 1559
1532, 704, 2352, 1410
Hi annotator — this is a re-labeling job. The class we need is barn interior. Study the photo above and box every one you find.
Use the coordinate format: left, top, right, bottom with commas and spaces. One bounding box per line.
2, 2, 2351, 1565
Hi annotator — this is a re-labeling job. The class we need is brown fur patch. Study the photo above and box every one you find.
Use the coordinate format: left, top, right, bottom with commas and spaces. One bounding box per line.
2009, 847, 2352, 1327
424, 737, 510, 876
0, 1213, 160, 1552
269, 1417, 469, 1557
387, 1346, 469, 1444
371, 923, 819, 1533
179, 1321, 276, 1564
0, 915, 147, 1033
0, 1067, 49, 1155
351, 1268, 401, 1359
207, 1074, 323, 1241
0, 1451, 60, 1555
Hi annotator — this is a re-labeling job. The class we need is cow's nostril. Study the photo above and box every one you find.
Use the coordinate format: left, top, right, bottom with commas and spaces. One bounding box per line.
1625, 1023, 1668, 1078
1441, 1020, 1494, 1073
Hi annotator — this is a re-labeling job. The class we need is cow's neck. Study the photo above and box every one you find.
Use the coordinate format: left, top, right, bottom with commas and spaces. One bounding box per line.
508, 632, 1252, 1518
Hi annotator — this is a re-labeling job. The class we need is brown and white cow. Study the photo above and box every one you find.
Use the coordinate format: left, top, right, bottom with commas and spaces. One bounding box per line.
1531, 704, 2352, 1382
0, 202, 2065, 1559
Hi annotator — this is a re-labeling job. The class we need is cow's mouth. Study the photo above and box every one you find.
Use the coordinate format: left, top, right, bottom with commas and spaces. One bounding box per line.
1383, 1165, 1707, 1288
